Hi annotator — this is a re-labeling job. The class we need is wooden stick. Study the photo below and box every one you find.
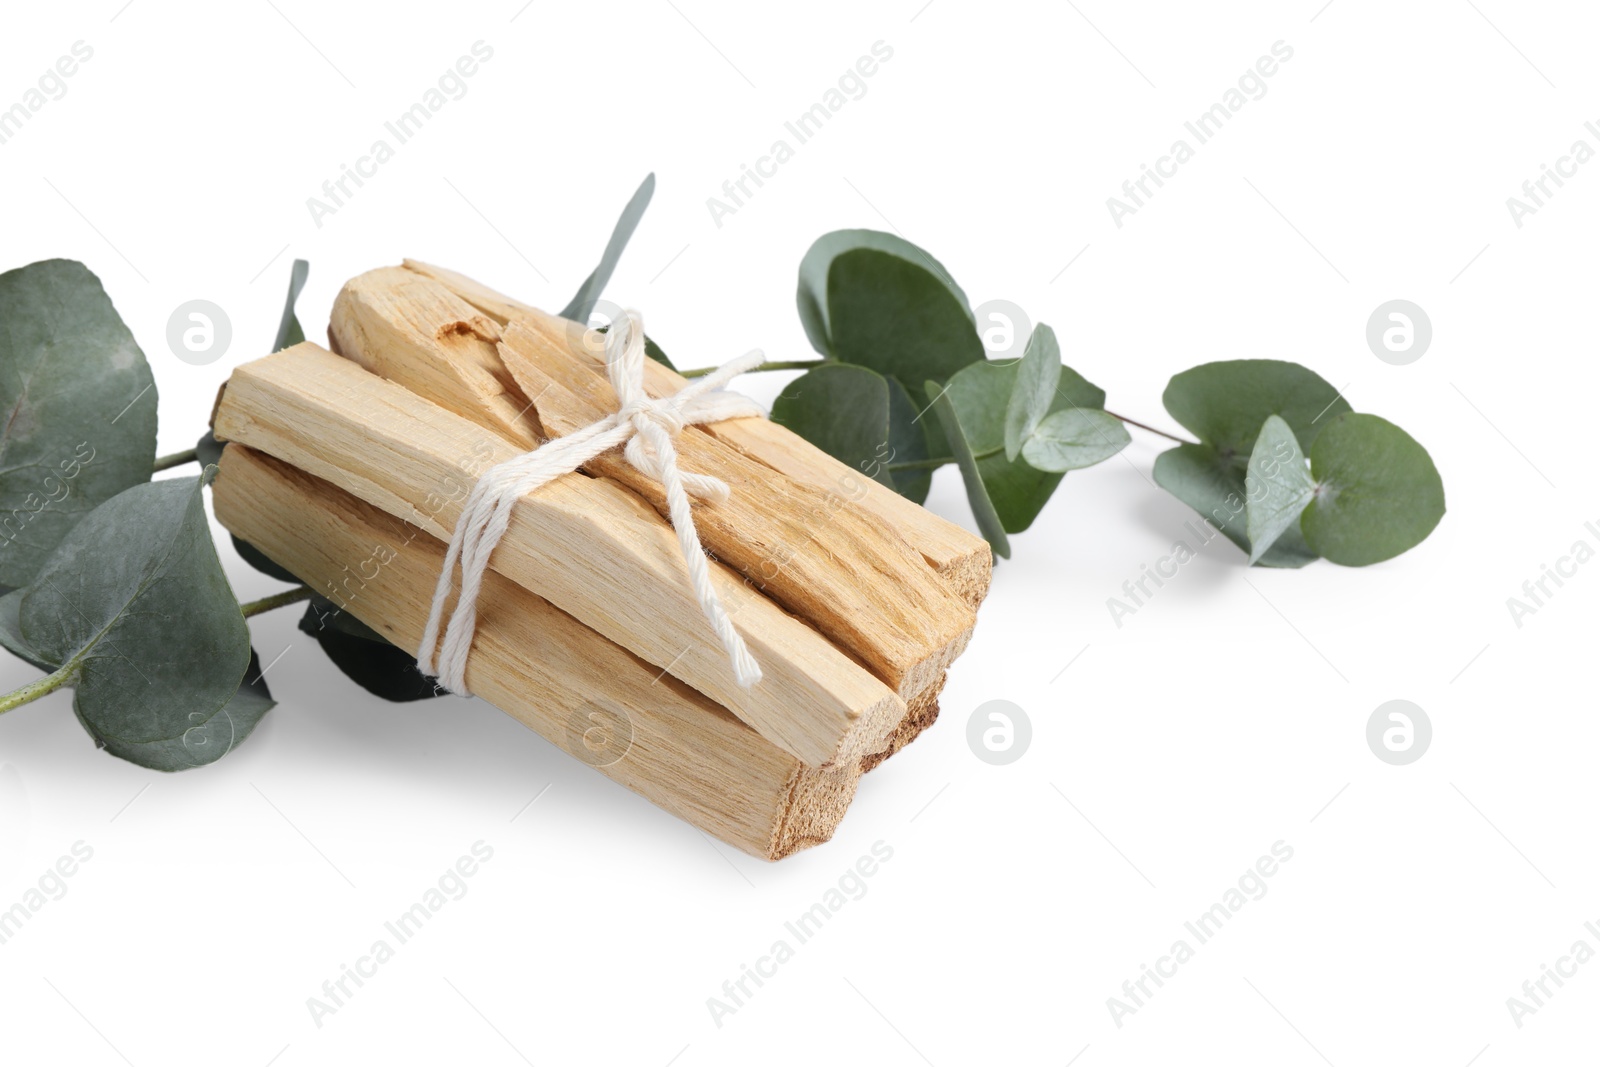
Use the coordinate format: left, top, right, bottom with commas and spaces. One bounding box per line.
343, 263, 973, 763
213, 446, 858, 860
330, 266, 535, 448
496, 319, 974, 702
214, 343, 903, 769
402, 259, 994, 608
329, 266, 973, 702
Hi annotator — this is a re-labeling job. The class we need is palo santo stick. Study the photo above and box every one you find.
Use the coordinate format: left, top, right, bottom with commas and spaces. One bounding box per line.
327, 266, 972, 702
496, 320, 975, 702
213, 446, 858, 860
330, 266, 536, 448
401, 259, 994, 608
214, 343, 902, 769
337, 264, 965, 764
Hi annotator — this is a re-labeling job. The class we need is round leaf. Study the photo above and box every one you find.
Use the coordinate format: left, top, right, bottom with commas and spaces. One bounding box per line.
1244, 415, 1317, 564
1003, 324, 1062, 462
79, 647, 275, 770
1021, 409, 1130, 473
1163, 360, 1350, 458
943, 359, 1107, 533
1152, 443, 1319, 569
18, 473, 250, 745
797, 230, 982, 385
770, 364, 892, 487
884, 377, 932, 504
1301, 413, 1445, 565
0, 260, 157, 587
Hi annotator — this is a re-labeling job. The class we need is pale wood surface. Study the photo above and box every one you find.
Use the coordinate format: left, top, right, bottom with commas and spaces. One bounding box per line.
214, 343, 904, 769
401, 259, 993, 608
213, 446, 857, 860
497, 319, 975, 702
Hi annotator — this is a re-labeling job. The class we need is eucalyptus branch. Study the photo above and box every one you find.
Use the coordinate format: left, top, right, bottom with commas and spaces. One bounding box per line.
153, 448, 199, 472
240, 586, 313, 618
680, 359, 827, 379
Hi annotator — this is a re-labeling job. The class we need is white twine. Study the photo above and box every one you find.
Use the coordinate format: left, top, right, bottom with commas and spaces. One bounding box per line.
417, 310, 767, 696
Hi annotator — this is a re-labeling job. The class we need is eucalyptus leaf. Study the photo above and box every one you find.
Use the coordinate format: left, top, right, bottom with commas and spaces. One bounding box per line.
770, 365, 892, 488
300, 607, 444, 702
797, 230, 982, 386
1163, 359, 1350, 460
0, 259, 157, 587
273, 259, 309, 351
79, 647, 274, 771
593, 324, 675, 369
559, 173, 655, 323
942, 359, 1107, 533
301, 594, 387, 644
16, 473, 251, 749
1301, 413, 1445, 565
195, 430, 225, 468
926, 380, 1008, 558
885, 377, 931, 504
1244, 415, 1317, 564
1152, 443, 1319, 568
0, 588, 52, 673
1021, 409, 1130, 473
1004, 325, 1062, 462
643, 335, 675, 370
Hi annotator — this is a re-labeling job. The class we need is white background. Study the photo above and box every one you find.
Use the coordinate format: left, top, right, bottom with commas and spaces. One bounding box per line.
0, 1, 1594, 1064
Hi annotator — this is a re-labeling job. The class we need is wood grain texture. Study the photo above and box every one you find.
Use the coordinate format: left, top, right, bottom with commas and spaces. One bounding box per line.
329, 267, 535, 447
496, 319, 975, 702
214, 343, 903, 769
401, 259, 993, 608
212, 446, 856, 860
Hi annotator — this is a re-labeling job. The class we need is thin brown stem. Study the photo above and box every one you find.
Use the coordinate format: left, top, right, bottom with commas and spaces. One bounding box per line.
1106, 411, 1192, 445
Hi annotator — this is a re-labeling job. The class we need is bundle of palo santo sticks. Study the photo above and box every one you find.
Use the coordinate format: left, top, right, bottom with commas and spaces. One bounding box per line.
209, 262, 991, 860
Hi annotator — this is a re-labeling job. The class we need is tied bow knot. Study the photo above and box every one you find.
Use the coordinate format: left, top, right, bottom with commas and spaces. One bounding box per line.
417, 310, 767, 696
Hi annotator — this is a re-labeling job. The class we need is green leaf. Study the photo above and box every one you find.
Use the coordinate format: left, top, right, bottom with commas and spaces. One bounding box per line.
643, 335, 675, 370
232, 537, 301, 585
299, 603, 444, 701
1152, 443, 1319, 568
770, 365, 892, 488
559, 173, 655, 323
797, 230, 982, 386
926, 380, 1008, 558
1004, 325, 1062, 462
1021, 409, 1130, 473
594, 324, 675, 369
195, 430, 225, 468
1162, 359, 1350, 459
1301, 413, 1445, 565
884, 377, 931, 504
0, 260, 157, 587
1244, 415, 1317, 564
302, 594, 387, 643
77, 647, 274, 771
0, 588, 52, 673
942, 360, 1108, 533
273, 259, 309, 351
16, 473, 251, 752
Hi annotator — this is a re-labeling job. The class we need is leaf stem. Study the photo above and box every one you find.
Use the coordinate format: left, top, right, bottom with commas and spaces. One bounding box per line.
679, 359, 827, 379
1106, 411, 1191, 445
153, 448, 199, 472
0, 661, 76, 716
240, 586, 313, 618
